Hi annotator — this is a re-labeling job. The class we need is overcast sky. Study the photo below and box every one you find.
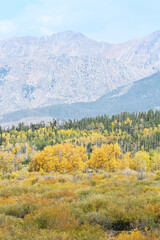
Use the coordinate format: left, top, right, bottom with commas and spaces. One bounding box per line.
0, 0, 160, 43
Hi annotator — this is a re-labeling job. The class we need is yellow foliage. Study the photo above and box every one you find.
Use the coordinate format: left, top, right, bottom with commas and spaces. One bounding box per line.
132, 151, 151, 171
87, 143, 121, 171
29, 144, 87, 173
118, 152, 132, 169
0, 151, 14, 174
114, 229, 160, 240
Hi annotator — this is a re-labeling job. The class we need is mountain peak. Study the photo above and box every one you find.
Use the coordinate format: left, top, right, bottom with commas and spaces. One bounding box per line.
51, 30, 88, 42
0, 30, 160, 117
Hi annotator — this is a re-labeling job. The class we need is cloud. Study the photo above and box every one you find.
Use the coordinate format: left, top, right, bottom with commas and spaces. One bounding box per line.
0, 0, 129, 40
12, 0, 106, 38
0, 0, 160, 42
0, 20, 16, 38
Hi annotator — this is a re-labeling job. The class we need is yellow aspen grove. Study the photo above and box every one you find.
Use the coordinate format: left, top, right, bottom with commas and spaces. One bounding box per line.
118, 152, 132, 170
87, 145, 106, 169
150, 151, 160, 171
0, 151, 14, 174
29, 144, 87, 173
87, 143, 121, 171
132, 151, 151, 172
12, 144, 24, 171
104, 143, 121, 171
25, 143, 32, 159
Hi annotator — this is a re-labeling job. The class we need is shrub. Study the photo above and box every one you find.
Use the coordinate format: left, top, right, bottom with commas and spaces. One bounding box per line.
25, 204, 78, 230
0, 202, 39, 218
70, 224, 107, 240
42, 190, 78, 202
114, 229, 160, 240
84, 212, 110, 229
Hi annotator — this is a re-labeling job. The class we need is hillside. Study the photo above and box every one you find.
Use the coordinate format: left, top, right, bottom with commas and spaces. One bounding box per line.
0, 31, 160, 115
1, 71, 160, 125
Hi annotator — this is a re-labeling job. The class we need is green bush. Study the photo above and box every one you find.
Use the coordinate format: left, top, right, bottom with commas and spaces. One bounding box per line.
0, 202, 39, 218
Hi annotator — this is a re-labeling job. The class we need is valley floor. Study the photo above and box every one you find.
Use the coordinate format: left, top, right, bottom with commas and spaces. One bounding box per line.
0, 170, 159, 240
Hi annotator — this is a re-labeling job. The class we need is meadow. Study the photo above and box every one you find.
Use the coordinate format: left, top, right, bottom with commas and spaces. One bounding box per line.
0, 111, 160, 239
0, 170, 159, 239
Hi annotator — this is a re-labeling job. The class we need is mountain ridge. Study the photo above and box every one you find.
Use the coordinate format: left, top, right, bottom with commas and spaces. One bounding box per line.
0, 30, 160, 116
1, 71, 160, 126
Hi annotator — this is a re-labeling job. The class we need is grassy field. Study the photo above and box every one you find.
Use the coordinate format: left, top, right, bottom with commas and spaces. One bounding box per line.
0, 169, 159, 239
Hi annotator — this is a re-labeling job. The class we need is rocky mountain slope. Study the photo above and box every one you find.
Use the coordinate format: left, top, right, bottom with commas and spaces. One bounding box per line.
1, 71, 160, 125
0, 30, 160, 116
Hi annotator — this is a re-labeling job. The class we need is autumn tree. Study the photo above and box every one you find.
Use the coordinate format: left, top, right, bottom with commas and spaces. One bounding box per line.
87, 143, 121, 171
29, 143, 87, 173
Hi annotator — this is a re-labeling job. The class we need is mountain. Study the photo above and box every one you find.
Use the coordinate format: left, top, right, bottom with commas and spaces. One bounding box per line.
105, 31, 160, 65
92, 71, 160, 114
1, 71, 160, 125
0, 30, 160, 116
